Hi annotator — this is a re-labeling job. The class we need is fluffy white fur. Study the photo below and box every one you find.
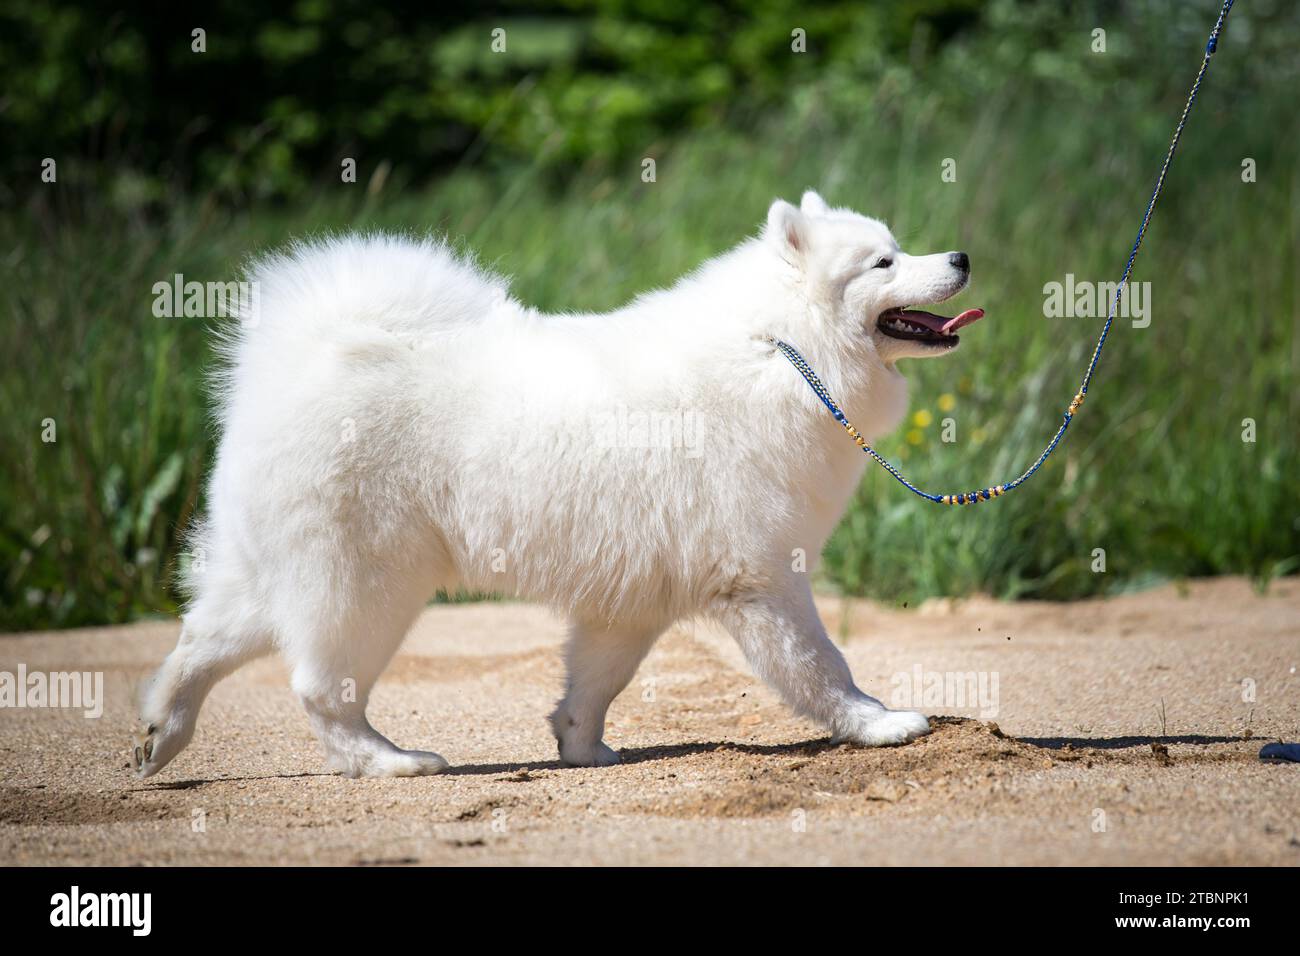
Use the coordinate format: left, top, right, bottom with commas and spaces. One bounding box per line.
135, 190, 975, 777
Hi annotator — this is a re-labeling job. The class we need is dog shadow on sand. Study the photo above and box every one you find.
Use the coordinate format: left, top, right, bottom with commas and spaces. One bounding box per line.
129, 720, 1255, 788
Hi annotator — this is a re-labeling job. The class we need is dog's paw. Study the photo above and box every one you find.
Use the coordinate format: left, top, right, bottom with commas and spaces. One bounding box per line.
558, 740, 622, 768
131, 720, 187, 778
329, 748, 450, 778
375, 750, 450, 777
131, 723, 156, 776
835, 708, 931, 747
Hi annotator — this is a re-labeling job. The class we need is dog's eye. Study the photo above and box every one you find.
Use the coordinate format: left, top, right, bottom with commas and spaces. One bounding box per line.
874, 257, 893, 269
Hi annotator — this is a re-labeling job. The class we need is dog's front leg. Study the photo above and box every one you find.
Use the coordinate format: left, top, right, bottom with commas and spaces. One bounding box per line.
715, 578, 930, 746
550, 618, 664, 767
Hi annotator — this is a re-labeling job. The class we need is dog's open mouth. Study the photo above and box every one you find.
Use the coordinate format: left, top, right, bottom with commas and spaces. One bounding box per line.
877, 306, 985, 347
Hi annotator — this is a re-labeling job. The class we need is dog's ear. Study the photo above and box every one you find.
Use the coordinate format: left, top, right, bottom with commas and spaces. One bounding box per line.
800, 190, 830, 216
765, 199, 808, 260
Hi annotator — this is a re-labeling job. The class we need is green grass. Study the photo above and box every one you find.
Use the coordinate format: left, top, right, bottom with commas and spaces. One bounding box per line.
3, 37, 1296, 630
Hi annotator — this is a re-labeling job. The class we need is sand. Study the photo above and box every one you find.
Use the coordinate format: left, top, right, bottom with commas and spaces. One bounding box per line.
1, 576, 1297, 866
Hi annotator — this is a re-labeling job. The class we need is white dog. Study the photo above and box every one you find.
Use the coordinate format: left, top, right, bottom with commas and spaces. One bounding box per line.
135, 190, 983, 778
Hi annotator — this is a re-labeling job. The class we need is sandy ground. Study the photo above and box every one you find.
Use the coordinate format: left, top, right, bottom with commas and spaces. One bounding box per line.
1, 576, 1297, 866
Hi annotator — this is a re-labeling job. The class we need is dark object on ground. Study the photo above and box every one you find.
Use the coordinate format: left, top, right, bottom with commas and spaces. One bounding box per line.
1258, 742, 1300, 762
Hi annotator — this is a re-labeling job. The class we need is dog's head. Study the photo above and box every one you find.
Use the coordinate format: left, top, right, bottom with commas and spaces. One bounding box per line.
764, 190, 983, 361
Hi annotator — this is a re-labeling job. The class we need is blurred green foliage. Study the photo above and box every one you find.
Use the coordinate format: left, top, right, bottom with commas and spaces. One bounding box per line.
5, 0, 1293, 204
2, 0, 1297, 630
2, 0, 982, 201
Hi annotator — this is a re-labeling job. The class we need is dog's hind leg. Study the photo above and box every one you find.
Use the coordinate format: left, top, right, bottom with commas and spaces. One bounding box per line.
135, 605, 272, 778
714, 577, 930, 747
550, 618, 663, 767
295, 676, 449, 779
286, 576, 448, 778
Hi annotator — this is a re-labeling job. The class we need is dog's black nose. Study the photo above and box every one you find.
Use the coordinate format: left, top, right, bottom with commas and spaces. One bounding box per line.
949, 252, 970, 273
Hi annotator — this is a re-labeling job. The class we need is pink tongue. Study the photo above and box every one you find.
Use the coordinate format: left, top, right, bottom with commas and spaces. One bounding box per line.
942, 307, 984, 333
901, 307, 985, 334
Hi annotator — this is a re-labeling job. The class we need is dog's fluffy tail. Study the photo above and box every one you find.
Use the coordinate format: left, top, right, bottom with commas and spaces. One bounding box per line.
235, 233, 510, 339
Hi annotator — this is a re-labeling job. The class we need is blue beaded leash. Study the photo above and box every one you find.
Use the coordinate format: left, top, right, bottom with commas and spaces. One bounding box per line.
772, 0, 1234, 506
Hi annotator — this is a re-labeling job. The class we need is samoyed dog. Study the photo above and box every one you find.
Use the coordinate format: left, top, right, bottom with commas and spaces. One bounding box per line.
135, 190, 983, 778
